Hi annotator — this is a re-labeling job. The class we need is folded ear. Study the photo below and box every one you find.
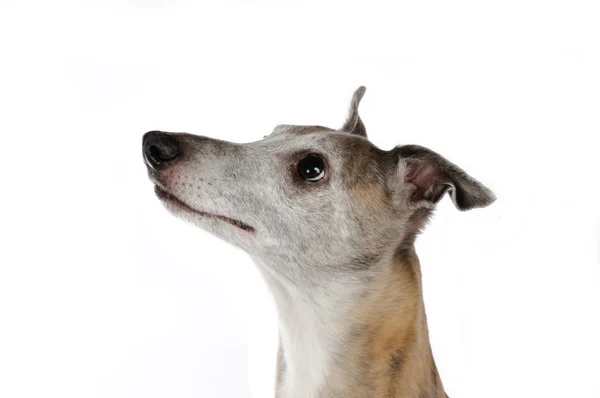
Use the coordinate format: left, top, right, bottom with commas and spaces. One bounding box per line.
341, 86, 367, 137
394, 145, 496, 211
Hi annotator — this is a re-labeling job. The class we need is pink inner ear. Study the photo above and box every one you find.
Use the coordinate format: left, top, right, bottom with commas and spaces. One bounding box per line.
404, 162, 440, 195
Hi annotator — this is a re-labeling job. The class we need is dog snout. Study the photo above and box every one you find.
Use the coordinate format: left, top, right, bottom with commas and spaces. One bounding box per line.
143, 131, 181, 170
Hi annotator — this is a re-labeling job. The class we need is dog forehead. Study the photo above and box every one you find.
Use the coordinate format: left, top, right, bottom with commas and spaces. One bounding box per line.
266, 124, 372, 151
270, 124, 335, 137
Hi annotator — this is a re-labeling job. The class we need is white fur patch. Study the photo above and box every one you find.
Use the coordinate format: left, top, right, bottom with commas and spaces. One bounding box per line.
253, 259, 364, 398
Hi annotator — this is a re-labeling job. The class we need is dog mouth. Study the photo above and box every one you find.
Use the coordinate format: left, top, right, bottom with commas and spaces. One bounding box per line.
154, 186, 255, 233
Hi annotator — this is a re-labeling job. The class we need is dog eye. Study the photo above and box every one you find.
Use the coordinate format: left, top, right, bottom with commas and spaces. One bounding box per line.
297, 155, 325, 182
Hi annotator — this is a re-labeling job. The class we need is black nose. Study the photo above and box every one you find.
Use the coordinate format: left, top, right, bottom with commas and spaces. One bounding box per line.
143, 131, 181, 170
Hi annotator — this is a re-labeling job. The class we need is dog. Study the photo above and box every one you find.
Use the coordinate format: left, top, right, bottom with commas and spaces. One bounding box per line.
142, 87, 495, 398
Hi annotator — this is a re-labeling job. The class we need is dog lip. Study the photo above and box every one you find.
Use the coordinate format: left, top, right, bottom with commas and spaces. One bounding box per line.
153, 186, 255, 233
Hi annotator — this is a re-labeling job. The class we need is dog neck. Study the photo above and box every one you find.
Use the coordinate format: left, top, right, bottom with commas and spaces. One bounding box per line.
254, 245, 447, 398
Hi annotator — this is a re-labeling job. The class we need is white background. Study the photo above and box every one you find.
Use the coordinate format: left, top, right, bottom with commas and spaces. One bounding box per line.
1, 1, 599, 397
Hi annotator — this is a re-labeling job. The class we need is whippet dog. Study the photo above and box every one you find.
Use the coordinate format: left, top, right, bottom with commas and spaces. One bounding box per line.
142, 87, 495, 398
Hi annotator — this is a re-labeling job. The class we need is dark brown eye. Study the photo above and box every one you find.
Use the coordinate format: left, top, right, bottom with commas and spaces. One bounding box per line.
297, 155, 325, 182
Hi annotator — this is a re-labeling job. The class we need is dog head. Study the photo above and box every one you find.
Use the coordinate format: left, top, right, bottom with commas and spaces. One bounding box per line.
143, 87, 495, 284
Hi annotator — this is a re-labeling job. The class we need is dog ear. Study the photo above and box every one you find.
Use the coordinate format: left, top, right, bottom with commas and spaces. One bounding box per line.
341, 86, 367, 137
394, 145, 496, 211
